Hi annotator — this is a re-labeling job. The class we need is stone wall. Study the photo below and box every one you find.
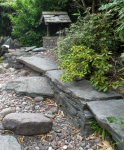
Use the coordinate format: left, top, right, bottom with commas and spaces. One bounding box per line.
46, 77, 94, 137
43, 36, 59, 50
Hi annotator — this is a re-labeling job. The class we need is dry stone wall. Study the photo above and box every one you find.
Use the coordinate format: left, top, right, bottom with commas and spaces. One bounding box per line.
43, 36, 58, 49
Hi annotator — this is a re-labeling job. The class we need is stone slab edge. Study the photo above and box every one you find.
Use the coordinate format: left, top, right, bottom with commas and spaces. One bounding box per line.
86, 100, 124, 150
45, 70, 122, 101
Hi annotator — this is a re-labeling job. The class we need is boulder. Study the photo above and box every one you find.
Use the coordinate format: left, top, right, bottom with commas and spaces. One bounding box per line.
4, 38, 11, 46
17, 56, 58, 73
0, 135, 21, 150
2, 113, 53, 135
5, 76, 54, 97
9, 39, 20, 49
87, 100, 124, 150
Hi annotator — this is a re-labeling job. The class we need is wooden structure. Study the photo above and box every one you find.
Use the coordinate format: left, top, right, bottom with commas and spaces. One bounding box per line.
40, 11, 72, 37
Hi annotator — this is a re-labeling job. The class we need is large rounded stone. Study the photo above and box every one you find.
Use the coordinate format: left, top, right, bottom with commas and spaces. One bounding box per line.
2, 113, 53, 135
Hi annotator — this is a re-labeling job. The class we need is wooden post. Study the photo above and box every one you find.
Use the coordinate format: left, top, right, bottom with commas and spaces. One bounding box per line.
47, 24, 50, 37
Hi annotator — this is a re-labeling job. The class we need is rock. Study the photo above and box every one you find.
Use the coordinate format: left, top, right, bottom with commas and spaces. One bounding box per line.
2, 63, 9, 69
45, 70, 122, 100
9, 68, 15, 72
63, 145, 68, 149
9, 39, 20, 49
35, 96, 44, 102
0, 135, 21, 150
5, 77, 54, 97
44, 113, 55, 119
4, 38, 11, 46
16, 56, 58, 73
0, 66, 5, 74
25, 46, 36, 52
13, 63, 24, 69
87, 99, 124, 150
0, 37, 4, 46
32, 47, 46, 52
21, 70, 29, 76
49, 107, 58, 114
1, 56, 5, 60
1, 108, 16, 117
2, 113, 53, 135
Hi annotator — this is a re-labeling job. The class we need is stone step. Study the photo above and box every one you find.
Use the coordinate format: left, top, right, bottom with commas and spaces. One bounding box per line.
45, 70, 122, 101
87, 100, 124, 150
2, 113, 53, 135
5, 77, 54, 97
0, 135, 21, 150
16, 56, 58, 73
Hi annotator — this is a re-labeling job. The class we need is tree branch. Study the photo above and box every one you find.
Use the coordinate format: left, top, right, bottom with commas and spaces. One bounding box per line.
72, 0, 86, 11
72, 0, 90, 15
81, 0, 87, 10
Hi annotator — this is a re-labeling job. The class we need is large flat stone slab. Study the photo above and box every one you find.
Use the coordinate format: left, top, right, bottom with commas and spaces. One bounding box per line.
2, 113, 53, 135
0, 135, 21, 150
5, 77, 54, 97
87, 100, 124, 150
17, 56, 58, 73
45, 70, 122, 101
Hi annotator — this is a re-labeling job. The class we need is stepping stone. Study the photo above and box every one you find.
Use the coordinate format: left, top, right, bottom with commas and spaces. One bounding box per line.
25, 46, 36, 52
45, 70, 122, 101
87, 100, 124, 150
2, 113, 53, 135
5, 77, 54, 97
32, 47, 46, 52
17, 56, 58, 73
0, 135, 21, 150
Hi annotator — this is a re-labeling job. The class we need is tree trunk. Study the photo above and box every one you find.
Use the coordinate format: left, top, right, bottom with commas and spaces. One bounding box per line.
92, 0, 95, 14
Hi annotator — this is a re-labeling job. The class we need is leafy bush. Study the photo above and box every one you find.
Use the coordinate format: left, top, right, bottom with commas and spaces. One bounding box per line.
99, 0, 124, 42
56, 12, 120, 92
0, 0, 13, 36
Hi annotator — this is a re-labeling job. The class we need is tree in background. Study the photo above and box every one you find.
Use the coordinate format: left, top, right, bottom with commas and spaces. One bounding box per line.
0, 0, 13, 36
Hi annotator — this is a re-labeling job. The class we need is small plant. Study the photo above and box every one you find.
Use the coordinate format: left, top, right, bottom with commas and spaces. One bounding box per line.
90, 119, 110, 140
107, 116, 124, 145
0, 58, 3, 63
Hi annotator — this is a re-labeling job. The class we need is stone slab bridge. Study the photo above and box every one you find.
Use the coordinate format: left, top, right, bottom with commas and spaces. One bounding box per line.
5, 56, 124, 150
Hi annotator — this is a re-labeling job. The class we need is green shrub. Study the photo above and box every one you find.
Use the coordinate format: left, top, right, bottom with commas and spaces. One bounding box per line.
99, 0, 124, 42
56, 12, 120, 92
0, 0, 13, 36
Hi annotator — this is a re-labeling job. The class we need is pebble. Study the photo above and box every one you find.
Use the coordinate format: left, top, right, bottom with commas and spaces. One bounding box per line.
63, 145, 68, 149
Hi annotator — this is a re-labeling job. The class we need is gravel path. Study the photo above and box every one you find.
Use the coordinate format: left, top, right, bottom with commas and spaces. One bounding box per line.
0, 51, 114, 150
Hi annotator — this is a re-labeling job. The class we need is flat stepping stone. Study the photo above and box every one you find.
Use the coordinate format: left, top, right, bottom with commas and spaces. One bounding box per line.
17, 56, 58, 73
25, 46, 36, 52
45, 70, 122, 101
87, 100, 124, 150
2, 113, 53, 135
0, 135, 21, 150
32, 47, 46, 52
5, 77, 54, 97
